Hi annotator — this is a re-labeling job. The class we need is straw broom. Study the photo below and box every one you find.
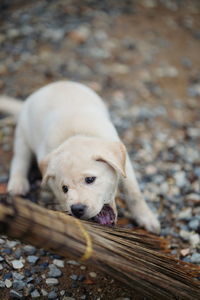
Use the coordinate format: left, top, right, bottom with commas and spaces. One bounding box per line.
0, 195, 199, 299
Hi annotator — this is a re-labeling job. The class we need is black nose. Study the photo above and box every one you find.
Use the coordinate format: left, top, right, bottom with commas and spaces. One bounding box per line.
71, 204, 86, 218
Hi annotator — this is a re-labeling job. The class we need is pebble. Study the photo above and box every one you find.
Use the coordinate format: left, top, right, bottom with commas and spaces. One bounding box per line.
70, 274, 78, 281
68, 26, 90, 44
6, 241, 19, 248
177, 208, 192, 220
12, 260, 24, 270
67, 260, 80, 266
48, 264, 62, 277
60, 290, 65, 296
188, 219, 199, 231
31, 289, 40, 298
185, 193, 200, 202
189, 234, 200, 247
46, 278, 59, 286
180, 248, 190, 257
48, 290, 58, 299
53, 259, 64, 268
5, 279, 12, 288
10, 290, 22, 299
2, 248, 12, 254
23, 245, 36, 255
0, 264, 3, 270
89, 272, 97, 278
41, 289, 48, 296
13, 280, 26, 291
14, 248, 23, 259
0, 280, 5, 288
13, 272, 24, 280
27, 255, 39, 264
174, 171, 187, 188
62, 298, 76, 300
190, 253, 200, 264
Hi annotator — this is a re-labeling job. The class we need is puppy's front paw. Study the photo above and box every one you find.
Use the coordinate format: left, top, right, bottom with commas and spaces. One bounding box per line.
131, 204, 160, 234
135, 212, 160, 234
7, 176, 30, 196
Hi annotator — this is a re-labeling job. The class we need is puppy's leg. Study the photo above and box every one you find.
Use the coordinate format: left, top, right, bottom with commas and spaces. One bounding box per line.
7, 126, 32, 195
122, 155, 160, 234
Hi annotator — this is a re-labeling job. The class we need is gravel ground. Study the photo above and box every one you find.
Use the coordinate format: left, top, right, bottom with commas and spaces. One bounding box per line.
0, 0, 200, 299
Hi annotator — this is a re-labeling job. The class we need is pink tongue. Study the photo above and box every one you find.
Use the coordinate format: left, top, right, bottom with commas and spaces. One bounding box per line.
92, 205, 115, 225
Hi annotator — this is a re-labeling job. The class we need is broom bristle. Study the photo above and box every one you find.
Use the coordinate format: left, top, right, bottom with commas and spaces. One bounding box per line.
0, 196, 199, 299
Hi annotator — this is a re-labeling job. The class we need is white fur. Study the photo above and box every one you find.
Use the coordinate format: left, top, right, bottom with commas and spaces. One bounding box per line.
1, 81, 160, 233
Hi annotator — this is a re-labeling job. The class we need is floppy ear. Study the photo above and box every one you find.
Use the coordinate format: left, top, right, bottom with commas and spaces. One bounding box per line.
39, 154, 55, 186
93, 141, 127, 177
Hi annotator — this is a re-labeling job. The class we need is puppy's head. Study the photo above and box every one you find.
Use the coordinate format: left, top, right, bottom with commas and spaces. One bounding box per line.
39, 136, 126, 224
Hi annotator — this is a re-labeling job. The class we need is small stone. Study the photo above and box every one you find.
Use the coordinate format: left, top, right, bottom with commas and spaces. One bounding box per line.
70, 274, 78, 281
60, 290, 65, 296
189, 234, 200, 247
12, 260, 24, 270
185, 193, 200, 202
6, 241, 19, 248
46, 278, 59, 286
180, 248, 190, 257
3, 273, 13, 280
180, 230, 191, 241
145, 165, 157, 175
0, 280, 5, 288
68, 26, 90, 44
190, 253, 200, 264
13, 273, 24, 280
67, 260, 80, 266
10, 290, 22, 299
13, 280, 26, 291
5, 279, 12, 288
174, 171, 186, 188
80, 265, 86, 270
155, 66, 178, 78
188, 219, 199, 231
23, 245, 36, 255
48, 264, 62, 278
177, 208, 192, 221
62, 298, 76, 300
89, 272, 97, 278
53, 259, 64, 268
14, 249, 22, 259
48, 290, 58, 299
41, 289, 48, 296
31, 289, 40, 298
27, 255, 39, 265
0, 264, 3, 270
2, 248, 12, 254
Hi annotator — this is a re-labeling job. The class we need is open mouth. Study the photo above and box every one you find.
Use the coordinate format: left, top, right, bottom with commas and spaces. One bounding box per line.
90, 205, 115, 225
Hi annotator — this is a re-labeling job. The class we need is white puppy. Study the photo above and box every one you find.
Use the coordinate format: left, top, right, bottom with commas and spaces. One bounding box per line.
0, 81, 160, 233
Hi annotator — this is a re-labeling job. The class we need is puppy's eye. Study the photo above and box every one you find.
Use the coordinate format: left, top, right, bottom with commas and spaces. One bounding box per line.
85, 177, 96, 184
62, 185, 68, 193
